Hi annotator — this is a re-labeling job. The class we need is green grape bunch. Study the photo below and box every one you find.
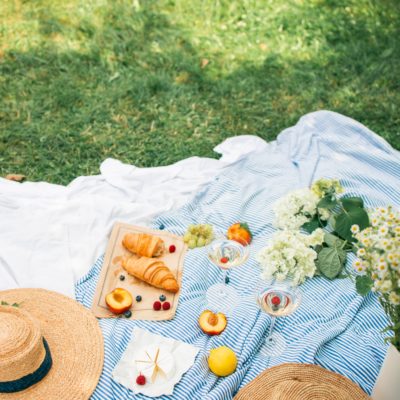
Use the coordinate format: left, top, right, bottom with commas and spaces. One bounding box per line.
183, 224, 214, 249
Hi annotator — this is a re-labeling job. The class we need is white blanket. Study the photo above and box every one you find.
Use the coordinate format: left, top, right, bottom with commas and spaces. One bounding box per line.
0, 136, 267, 298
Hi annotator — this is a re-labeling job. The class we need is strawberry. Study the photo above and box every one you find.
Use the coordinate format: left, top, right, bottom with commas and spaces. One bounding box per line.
169, 244, 176, 253
271, 296, 281, 306
136, 374, 146, 385
162, 301, 171, 310
227, 223, 252, 246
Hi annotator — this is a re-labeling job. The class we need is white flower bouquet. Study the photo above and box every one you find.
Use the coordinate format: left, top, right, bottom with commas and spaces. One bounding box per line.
353, 206, 400, 351
273, 179, 344, 231
259, 177, 400, 351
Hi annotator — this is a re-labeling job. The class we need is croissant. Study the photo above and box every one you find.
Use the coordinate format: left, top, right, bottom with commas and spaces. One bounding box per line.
122, 256, 179, 293
122, 233, 165, 257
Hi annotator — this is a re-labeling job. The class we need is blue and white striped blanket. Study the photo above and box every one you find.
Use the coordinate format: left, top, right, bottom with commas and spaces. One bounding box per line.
76, 111, 400, 399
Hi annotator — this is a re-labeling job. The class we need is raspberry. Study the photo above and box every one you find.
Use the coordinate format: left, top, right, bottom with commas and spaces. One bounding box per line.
169, 244, 176, 253
271, 296, 281, 306
162, 301, 171, 310
136, 374, 146, 385
220, 257, 229, 263
153, 301, 162, 311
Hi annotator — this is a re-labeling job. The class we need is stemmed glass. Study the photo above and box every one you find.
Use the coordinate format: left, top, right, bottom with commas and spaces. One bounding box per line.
206, 239, 249, 314
255, 279, 302, 357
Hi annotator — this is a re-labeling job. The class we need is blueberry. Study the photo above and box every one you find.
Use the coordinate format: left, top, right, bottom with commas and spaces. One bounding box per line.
225, 276, 230, 284
159, 294, 166, 302
119, 275, 125, 281
124, 310, 132, 318
136, 295, 142, 302
159, 224, 165, 230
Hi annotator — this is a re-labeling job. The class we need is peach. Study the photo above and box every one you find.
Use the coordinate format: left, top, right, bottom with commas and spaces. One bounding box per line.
105, 288, 133, 314
198, 310, 227, 335
227, 223, 252, 246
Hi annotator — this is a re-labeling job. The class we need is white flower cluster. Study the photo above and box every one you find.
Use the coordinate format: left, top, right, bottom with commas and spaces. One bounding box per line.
353, 206, 400, 306
256, 229, 325, 286
274, 179, 344, 230
273, 188, 319, 230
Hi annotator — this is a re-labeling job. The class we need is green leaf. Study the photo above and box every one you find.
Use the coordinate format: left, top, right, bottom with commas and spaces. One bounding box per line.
314, 244, 323, 253
381, 322, 400, 333
381, 325, 395, 333
11, 303, 19, 307
1, 301, 9, 306
344, 242, 357, 252
318, 195, 338, 210
334, 208, 369, 241
328, 215, 336, 228
302, 215, 320, 233
341, 196, 364, 211
384, 337, 395, 344
392, 322, 400, 330
239, 222, 252, 238
355, 275, 374, 296
316, 247, 347, 279
338, 249, 347, 264
324, 232, 344, 248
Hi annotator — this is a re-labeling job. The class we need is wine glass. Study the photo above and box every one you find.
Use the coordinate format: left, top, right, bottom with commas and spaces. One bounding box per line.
206, 239, 249, 314
255, 279, 302, 357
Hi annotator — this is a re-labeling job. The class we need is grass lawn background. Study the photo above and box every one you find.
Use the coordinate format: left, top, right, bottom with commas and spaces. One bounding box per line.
1, 0, 399, 184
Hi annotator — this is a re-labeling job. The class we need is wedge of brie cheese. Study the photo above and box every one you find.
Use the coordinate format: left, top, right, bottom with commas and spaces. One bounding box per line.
135, 344, 175, 383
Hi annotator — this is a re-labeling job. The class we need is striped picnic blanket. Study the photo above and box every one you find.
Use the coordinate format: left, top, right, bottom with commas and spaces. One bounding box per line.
76, 111, 400, 399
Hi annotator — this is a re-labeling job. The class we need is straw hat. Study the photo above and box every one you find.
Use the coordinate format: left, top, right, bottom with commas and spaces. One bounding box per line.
234, 363, 370, 400
0, 288, 104, 399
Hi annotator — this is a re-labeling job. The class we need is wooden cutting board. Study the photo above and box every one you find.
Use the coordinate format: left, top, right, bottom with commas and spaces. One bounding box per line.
91, 222, 186, 320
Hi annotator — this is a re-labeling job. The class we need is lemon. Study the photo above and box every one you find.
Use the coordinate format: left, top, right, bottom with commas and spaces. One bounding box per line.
208, 346, 237, 377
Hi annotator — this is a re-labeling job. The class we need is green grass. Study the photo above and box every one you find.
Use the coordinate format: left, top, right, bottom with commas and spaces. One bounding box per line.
1, 0, 399, 184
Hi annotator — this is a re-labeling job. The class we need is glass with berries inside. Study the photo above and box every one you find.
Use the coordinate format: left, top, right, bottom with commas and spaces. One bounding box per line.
255, 279, 302, 357
206, 239, 249, 314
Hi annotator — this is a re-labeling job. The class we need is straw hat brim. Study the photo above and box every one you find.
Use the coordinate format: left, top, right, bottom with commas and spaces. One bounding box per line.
234, 363, 370, 400
0, 288, 104, 400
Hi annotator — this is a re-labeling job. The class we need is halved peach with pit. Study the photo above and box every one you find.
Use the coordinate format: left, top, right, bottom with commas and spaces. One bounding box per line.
105, 288, 133, 314
198, 310, 227, 335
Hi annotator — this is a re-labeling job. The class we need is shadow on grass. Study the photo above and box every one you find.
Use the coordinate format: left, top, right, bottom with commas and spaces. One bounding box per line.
0, 1, 399, 182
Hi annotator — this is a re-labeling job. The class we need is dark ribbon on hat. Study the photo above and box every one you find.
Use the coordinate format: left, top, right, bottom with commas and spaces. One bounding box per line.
0, 338, 52, 393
